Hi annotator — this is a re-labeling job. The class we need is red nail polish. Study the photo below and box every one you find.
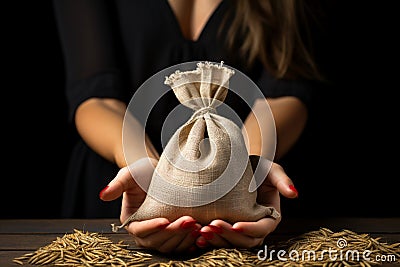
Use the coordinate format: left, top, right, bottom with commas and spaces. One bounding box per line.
208, 225, 222, 234
289, 184, 299, 196
99, 185, 109, 198
200, 230, 214, 240
180, 220, 196, 229
231, 227, 243, 233
196, 239, 207, 247
191, 229, 200, 238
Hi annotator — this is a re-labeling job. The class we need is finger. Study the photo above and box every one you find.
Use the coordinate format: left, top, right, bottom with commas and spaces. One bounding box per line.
100, 157, 157, 201
195, 220, 228, 249
127, 157, 157, 192
199, 225, 231, 248
267, 163, 298, 198
99, 167, 136, 201
172, 224, 202, 253
205, 220, 261, 249
195, 236, 210, 249
157, 232, 188, 254
135, 231, 170, 250
157, 221, 200, 253
231, 217, 280, 238
127, 218, 170, 238
134, 216, 195, 240
134, 216, 196, 251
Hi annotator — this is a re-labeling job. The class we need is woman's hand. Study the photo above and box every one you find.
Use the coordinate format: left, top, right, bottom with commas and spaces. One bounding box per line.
99, 157, 157, 220
195, 161, 298, 249
99, 157, 201, 253
125, 216, 201, 253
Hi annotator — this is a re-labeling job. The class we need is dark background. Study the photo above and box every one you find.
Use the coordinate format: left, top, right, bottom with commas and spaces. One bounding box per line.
2, 1, 399, 219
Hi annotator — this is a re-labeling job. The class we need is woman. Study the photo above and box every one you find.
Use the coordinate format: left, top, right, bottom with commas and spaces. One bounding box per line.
53, 0, 324, 252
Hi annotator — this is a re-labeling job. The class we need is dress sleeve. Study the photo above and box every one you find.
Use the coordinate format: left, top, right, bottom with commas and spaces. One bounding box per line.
255, 68, 318, 111
53, 0, 126, 122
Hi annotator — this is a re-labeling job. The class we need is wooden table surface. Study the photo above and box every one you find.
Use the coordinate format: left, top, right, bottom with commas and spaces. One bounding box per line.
1, 217, 399, 266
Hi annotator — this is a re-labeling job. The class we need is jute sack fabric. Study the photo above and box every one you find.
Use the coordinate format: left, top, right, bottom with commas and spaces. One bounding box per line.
113, 62, 279, 231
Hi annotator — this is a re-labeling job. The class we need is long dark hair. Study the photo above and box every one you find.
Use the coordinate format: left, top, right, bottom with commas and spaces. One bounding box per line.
225, 0, 324, 81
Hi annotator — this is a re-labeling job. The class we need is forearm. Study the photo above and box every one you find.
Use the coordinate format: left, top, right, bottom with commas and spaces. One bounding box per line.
75, 98, 159, 168
243, 96, 308, 161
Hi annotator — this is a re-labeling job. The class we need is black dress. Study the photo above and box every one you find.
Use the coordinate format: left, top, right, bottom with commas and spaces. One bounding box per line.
53, 0, 316, 218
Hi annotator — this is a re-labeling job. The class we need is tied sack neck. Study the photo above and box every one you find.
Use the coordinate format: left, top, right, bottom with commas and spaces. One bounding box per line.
164, 61, 234, 119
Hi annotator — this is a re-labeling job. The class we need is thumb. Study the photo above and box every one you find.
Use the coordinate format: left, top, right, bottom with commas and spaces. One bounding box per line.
267, 162, 299, 199
99, 157, 157, 201
251, 156, 298, 198
99, 166, 135, 201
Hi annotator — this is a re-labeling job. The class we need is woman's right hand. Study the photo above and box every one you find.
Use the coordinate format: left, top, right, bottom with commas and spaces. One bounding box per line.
99, 158, 201, 253
99, 157, 157, 220
125, 216, 201, 253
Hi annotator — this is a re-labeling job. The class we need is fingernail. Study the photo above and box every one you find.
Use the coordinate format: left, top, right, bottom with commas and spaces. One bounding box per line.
200, 230, 214, 240
196, 239, 207, 247
289, 184, 299, 196
180, 220, 196, 229
231, 227, 243, 233
191, 229, 200, 238
208, 225, 222, 234
99, 185, 109, 198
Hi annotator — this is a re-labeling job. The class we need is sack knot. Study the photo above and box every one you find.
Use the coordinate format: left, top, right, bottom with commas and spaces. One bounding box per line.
191, 106, 217, 119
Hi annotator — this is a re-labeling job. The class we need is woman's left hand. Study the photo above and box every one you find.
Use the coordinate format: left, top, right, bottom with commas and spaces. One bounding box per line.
195, 161, 298, 249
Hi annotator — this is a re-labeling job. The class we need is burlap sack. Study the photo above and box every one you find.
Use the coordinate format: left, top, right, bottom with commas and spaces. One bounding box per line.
113, 62, 279, 231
